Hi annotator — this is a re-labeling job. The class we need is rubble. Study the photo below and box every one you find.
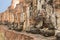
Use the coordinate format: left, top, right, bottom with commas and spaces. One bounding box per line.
56, 32, 60, 40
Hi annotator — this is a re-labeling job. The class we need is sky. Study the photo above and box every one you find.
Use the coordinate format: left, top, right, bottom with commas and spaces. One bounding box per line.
0, 0, 12, 13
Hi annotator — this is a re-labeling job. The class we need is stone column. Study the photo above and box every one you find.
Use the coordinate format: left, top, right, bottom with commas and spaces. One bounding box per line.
23, 6, 27, 31
55, 11, 60, 34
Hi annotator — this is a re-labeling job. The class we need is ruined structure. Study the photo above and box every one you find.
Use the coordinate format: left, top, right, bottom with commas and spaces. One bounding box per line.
0, 0, 60, 38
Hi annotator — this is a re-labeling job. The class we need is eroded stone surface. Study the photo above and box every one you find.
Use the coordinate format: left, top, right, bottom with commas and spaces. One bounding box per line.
0, 25, 56, 40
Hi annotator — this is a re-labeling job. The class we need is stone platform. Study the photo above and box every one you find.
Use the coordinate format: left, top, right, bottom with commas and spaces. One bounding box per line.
0, 25, 56, 40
